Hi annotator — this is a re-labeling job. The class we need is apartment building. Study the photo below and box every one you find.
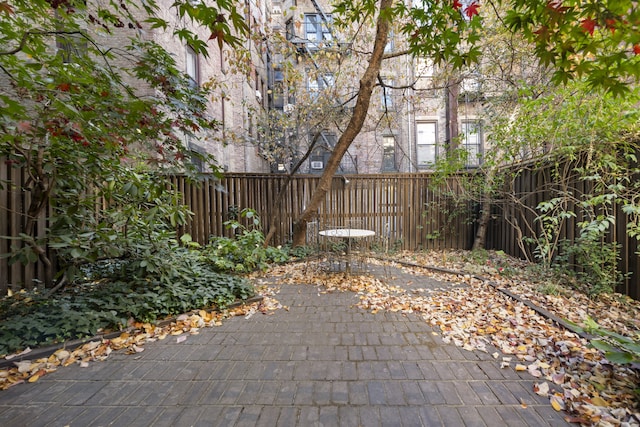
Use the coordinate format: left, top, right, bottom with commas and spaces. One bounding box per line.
149, 0, 271, 172
57, 0, 272, 173
3, 0, 486, 174
264, 0, 486, 174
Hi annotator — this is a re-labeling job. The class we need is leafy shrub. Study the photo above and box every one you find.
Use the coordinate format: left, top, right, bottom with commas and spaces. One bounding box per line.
554, 234, 625, 296
202, 208, 289, 272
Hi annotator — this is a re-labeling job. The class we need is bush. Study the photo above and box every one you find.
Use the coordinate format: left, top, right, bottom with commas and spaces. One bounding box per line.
202, 208, 289, 272
554, 234, 625, 296
0, 250, 254, 356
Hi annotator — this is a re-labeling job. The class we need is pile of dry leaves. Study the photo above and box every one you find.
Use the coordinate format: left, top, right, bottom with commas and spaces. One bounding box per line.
0, 300, 283, 390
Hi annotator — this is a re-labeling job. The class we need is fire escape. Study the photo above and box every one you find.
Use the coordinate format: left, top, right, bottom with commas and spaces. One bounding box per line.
267, 0, 357, 174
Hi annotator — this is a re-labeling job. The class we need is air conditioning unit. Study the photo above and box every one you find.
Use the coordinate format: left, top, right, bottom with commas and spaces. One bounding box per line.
311, 161, 324, 169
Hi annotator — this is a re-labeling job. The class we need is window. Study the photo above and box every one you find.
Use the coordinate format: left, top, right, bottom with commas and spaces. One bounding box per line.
382, 135, 397, 171
461, 74, 481, 94
384, 31, 394, 53
380, 77, 394, 110
416, 122, 439, 167
272, 68, 285, 109
285, 18, 295, 40
461, 121, 482, 167
307, 72, 334, 98
304, 14, 332, 47
415, 57, 434, 77
186, 46, 199, 88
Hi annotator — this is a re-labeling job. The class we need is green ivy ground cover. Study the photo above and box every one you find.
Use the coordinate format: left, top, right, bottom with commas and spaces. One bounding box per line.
0, 255, 254, 356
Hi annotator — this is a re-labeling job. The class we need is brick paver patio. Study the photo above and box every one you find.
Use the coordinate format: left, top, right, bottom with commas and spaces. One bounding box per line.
0, 265, 571, 426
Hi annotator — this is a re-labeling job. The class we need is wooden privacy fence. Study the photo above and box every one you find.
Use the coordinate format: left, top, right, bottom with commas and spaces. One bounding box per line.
5, 164, 640, 299
170, 173, 475, 251
0, 171, 476, 293
485, 160, 640, 300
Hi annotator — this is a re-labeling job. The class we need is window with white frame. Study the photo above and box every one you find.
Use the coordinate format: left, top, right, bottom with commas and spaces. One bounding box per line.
416, 121, 439, 167
460, 74, 481, 94
382, 135, 397, 171
461, 120, 482, 167
304, 14, 332, 46
186, 46, 199, 88
414, 57, 436, 94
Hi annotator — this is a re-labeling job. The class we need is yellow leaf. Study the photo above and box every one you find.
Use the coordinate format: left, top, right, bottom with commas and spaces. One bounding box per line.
550, 395, 565, 411
28, 374, 40, 383
591, 396, 608, 407
515, 364, 527, 371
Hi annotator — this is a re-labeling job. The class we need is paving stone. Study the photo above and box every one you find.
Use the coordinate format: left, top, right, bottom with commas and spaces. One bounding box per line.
455, 381, 484, 405
276, 406, 299, 425
384, 380, 408, 405
367, 380, 387, 404
398, 406, 423, 427
331, 380, 349, 404
359, 406, 382, 427
457, 406, 488, 427
418, 405, 443, 426
338, 405, 360, 426
494, 405, 530, 427
469, 381, 502, 405
436, 381, 463, 405
234, 405, 262, 426
437, 406, 466, 426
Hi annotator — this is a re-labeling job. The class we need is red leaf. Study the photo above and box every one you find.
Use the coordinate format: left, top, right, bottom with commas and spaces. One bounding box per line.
57, 82, 71, 92
633, 44, 640, 55
605, 18, 617, 33
465, 2, 480, 18
580, 18, 596, 35
452, 0, 462, 10
16, 121, 31, 133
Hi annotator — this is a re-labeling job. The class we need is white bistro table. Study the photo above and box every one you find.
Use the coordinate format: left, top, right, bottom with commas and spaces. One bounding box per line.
318, 228, 375, 272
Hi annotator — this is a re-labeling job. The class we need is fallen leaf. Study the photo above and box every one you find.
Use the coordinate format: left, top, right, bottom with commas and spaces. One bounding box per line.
550, 395, 566, 411
534, 382, 550, 397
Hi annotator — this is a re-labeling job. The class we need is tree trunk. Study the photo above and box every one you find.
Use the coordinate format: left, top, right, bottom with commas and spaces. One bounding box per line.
472, 200, 491, 250
472, 169, 495, 250
291, 0, 393, 247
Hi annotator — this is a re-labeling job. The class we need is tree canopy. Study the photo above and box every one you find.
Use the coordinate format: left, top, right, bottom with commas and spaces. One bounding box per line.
0, 0, 247, 284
